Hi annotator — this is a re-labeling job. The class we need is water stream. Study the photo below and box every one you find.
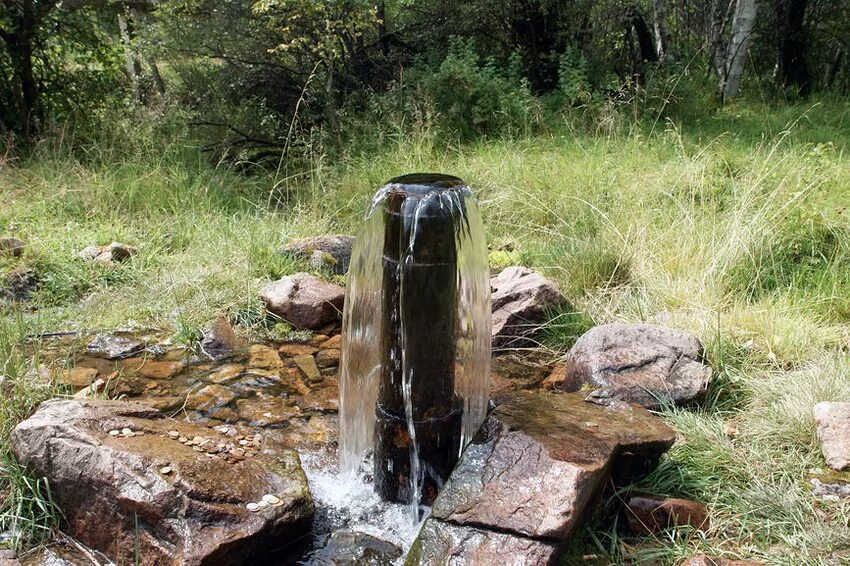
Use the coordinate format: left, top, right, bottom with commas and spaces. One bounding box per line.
338, 175, 491, 520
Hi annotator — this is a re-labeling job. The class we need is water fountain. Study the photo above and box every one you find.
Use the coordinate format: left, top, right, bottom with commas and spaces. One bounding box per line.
339, 173, 491, 518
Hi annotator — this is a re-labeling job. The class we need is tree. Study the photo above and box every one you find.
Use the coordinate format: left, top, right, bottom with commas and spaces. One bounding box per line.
774, 0, 810, 95
714, 0, 759, 100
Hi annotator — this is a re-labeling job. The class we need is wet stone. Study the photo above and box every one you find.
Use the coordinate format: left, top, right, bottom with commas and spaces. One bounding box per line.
429, 391, 675, 542
279, 342, 319, 357
199, 316, 244, 360
406, 519, 558, 566
207, 363, 245, 384
311, 529, 402, 566
315, 348, 341, 369
86, 334, 145, 360
249, 344, 284, 370
236, 397, 301, 427
186, 384, 236, 412
11, 399, 313, 566
122, 358, 185, 379
294, 354, 322, 383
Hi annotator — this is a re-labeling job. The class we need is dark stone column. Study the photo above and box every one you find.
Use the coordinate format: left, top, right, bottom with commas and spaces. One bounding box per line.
374, 174, 464, 505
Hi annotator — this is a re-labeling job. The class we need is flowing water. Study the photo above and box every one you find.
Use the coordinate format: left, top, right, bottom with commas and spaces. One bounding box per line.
338, 176, 491, 520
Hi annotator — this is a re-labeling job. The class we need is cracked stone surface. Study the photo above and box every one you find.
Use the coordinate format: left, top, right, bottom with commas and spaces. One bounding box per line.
562, 323, 712, 409
12, 399, 313, 566
410, 390, 675, 562
490, 267, 564, 349
814, 401, 850, 471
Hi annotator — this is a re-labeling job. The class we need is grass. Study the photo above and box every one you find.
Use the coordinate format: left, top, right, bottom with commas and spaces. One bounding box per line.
1, 93, 850, 563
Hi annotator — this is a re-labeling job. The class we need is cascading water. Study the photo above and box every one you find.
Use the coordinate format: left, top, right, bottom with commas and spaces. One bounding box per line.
339, 173, 491, 520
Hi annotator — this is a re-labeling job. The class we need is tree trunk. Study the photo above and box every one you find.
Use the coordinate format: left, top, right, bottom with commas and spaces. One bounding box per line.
774, 0, 810, 95
652, 0, 669, 61
117, 8, 142, 102
722, 0, 759, 100
708, 0, 736, 81
6, 31, 39, 135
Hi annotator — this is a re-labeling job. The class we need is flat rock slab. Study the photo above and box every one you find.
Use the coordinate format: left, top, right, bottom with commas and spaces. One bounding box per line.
310, 530, 402, 565
87, 333, 145, 360
405, 520, 558, 566
428, 391, 675, 544
490, 266, 564, 349
12, 399, 313, 566
261, 272, 345, 330
563, 323, 712, 409
280, 235, 355, 275
814, 401, 850, 471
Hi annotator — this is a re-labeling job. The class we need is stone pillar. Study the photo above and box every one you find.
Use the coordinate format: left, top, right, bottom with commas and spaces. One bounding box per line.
374, 174, 464, 505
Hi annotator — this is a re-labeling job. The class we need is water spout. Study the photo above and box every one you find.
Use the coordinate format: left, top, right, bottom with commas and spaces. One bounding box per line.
339, 174, 491, 518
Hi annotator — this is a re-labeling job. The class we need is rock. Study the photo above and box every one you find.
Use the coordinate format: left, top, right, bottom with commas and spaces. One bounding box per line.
261, 273, 345, 330
0, 237, 26, 258
122, 358, 185, 379
814, 402, 850, 471
207, 363, 245, 384
280, 235, 355, 275
249, 344, 284, 370
57, 367, 98, 389
73, 378, 106, 399
0, 549, 20, 566
236, 397, 301, 427
490, 267, 564, 349
296, 382, 339, 413
562, 323, 712, 409
810, 477, 850, 500
1, 267, 39, 301
78, 242, 137, 264
429, 391, 675, 543
320, 334, 342, 349
11, 399, 313, 566
541, 363, 566, 389
86, 334, 145, 360
199, 316, 244, 360
624, 494, 709, 534
294, 354, 322, 383
278, 342, 319, 357
311, 530, 402, 565
187, 384, 236, 411
405, 519, 558, 566
315, 348, 340, 369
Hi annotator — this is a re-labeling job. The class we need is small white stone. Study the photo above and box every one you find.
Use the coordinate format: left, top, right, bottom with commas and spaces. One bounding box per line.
160, 466, 172, 474
121, 428, 132, 435
246, 502, 260, 512
108, 430, 120, 436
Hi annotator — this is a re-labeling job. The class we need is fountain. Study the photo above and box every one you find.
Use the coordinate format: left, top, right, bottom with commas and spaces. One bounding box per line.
339, 173, 491, 518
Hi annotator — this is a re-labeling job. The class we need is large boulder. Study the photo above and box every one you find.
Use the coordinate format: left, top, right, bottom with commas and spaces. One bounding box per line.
814, 402, 850, 471
562, 323, 712, 409
261, 272, 345, 330
11, 399, 313, 566
280, 235, 355, 275
409, 391, 675, 562
490, 267, 564, 349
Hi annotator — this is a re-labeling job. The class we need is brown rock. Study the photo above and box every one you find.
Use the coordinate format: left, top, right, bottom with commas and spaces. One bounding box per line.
563, 323, 712, 409
122, 358, 185, 379
11, 399, 313, 566
293, 354, 322, 383
490, 267, 564, 349
278, 342, 319, 357
249, 344, 283, 370
86, 334, 145, 360
681, 556, 765, 566
407, 519, 558, 565
320, 335, 342, 349
261, 273, 344, 330
308, 333, 328, 346
430, 391, 675, 541
0, 237, 26, 258
236, 397, 301, 427
199, 316, 244, 360
296, 382, 339, 413
315, 348, 340, 369
207, 364, 245, 384
186, 384, 236, 412
542, 364, 566, 389
814, 402, 850, 471
58, 367, 98, 389
624, 495, 709, 534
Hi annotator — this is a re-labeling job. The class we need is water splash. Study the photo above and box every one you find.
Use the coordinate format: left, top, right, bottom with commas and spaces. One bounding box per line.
339, 174, 491, 519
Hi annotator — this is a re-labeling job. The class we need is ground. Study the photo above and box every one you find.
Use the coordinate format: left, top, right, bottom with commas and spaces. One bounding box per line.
1, 96, 850, 564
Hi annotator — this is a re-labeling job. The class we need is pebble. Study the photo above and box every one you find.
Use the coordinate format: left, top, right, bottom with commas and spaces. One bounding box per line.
246, 502, 260, 512
109, 430, 120, 436
256, 500, 269, 510
121, 428, 132, 435
261, 494, 281, 506
179, 436, 188, 443
168, 430, 180, 439
160, 466, 172, 474
239, 439, 249, 446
